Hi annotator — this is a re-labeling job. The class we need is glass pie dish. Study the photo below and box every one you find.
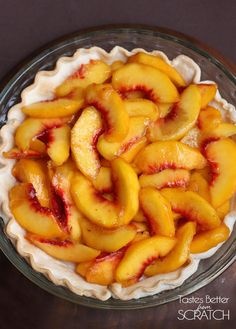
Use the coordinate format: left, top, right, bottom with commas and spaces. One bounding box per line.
0, 26, 236, 309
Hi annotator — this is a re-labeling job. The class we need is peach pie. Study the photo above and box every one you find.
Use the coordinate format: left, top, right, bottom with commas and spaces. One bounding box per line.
0, 47, 236, 300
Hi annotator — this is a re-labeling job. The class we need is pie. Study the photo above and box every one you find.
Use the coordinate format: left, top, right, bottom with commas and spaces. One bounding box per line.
0, 47, 236, 301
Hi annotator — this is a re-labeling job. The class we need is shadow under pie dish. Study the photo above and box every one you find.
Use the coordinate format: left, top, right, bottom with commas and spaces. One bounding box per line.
0, 44, 236, 302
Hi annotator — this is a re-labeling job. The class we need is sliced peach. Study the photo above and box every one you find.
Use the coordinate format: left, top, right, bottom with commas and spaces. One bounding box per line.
133, 208, 147, 222
134, 141, 207, 174
195, 166, 212, 183
76, 261, 93, 277
124, 91, 146, 99
12, 159, 51, 208
124, 99, 159, 121
201, 123, 236, 144
46, 125, 70, 166
92, 166, 112, 193
85, 84, 129, 142
158, 103, 173, 118
205, 138, 236, 207
9, 183, 64, 238
27, 233, 100, 262
79, 217, 136, 252
148, 85, 201, 141
128, 52, 186, 87
161, 188, 221, 230
145, 222, 196, 276
71, 106, 103, 179
120, 137, 147, 163
132, 231, 150, 243
139, 169, 190, 189
51, 160, 81, 240
198, 106, 222, 130
3, 148, 44, 159
30, 139, 47, 153
112, 63, 179, 103
97, 116, 149, 161
15, 117, 68, 151
140, 187, 175, 237
188, 172, 210, 202
197, 84, 217, 109
190, 224, 230, 253
22, 98, 83, 118
71, 158, 139, 228
216, 200, 230, 220
84, 250, 124, 285
115, 236, 176, 285
55, 60, 111, 97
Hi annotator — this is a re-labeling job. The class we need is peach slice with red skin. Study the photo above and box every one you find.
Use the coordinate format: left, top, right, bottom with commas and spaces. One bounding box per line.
79, 217, 136, 252
139, 169, 190, 189
216, 200, 230, 220
71, 106, 103, 180
200, 123, 236, 145
12, 159, 51, 208
115, 236, 176, 286
15, 118, 66, 151
9, 183, 64, 238
197, 84, 217, 109
27, 233, 100, 262
190, 223, 230, 253
120, 137, 147, 163
77, 249, 125, 285
124, 98, 159, 121
85, 84, 129, 142
22, 98, 83, 118
145, 222, 196, 276
97, 116, 149, 161
161, 188, 221, 230
71, 158, 139, 228
158, 103, 173, 118
204, 138, 236, 207
148, 84, 201, 141
51, 160, 81, 240
134, 141, 207, 175
112, 63, 179, 103
123, 90, 146, 99
3, 148, 44, 159
140, 187, 175, 237
55, 60, 111, 97
127, 52, 186, 87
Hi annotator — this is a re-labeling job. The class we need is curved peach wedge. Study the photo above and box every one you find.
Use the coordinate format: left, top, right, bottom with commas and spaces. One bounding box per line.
161, 188, 221, 230
124, 99, 159, 121
128, 52, 186, 87
92, 166, 112, 193
71, 158, 139, 228
85, 84, 129, 142
55, 60, 111, 97
27, 233, 100, 262
205, 138, 236, 207
47, 125, 70, 166
79, 217, 136, 252
190, 223, 230, 253
22, 98, 83, 118
216, 200, 230, 220
139, 169, 190, 189
188, 172, 210, 202
148, 84, 201, 141
51, 160, 81, 240
9, 183, 64, 238
134, 141, 206, 174
78, 250, 124, 285
145, 222, 196, 276
197, 84, 217, 109
112, 63, 179, 103
3, 148, 44, 159
198, 106, 222, 130
115, 236, 176, 285
140, 187, 175, 237
97, 116, 149, 161
71, 107, 103, 179
12, 159, 51, 208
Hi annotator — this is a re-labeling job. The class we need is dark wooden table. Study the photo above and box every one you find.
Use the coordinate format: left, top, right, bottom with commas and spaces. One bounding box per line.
0, 1, 235, 328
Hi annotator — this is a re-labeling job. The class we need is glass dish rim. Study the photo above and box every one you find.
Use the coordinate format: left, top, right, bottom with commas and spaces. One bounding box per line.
0, 25, 235, 310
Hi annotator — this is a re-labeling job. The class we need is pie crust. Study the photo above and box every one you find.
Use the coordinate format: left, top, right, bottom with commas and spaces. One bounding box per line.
0, 46, 235, 301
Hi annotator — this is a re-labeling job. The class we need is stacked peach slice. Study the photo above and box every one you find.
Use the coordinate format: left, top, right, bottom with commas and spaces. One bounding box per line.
5, 52, 236, 287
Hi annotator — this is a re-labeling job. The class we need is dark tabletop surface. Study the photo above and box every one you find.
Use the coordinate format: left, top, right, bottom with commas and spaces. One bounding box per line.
0, 1, 235, 328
